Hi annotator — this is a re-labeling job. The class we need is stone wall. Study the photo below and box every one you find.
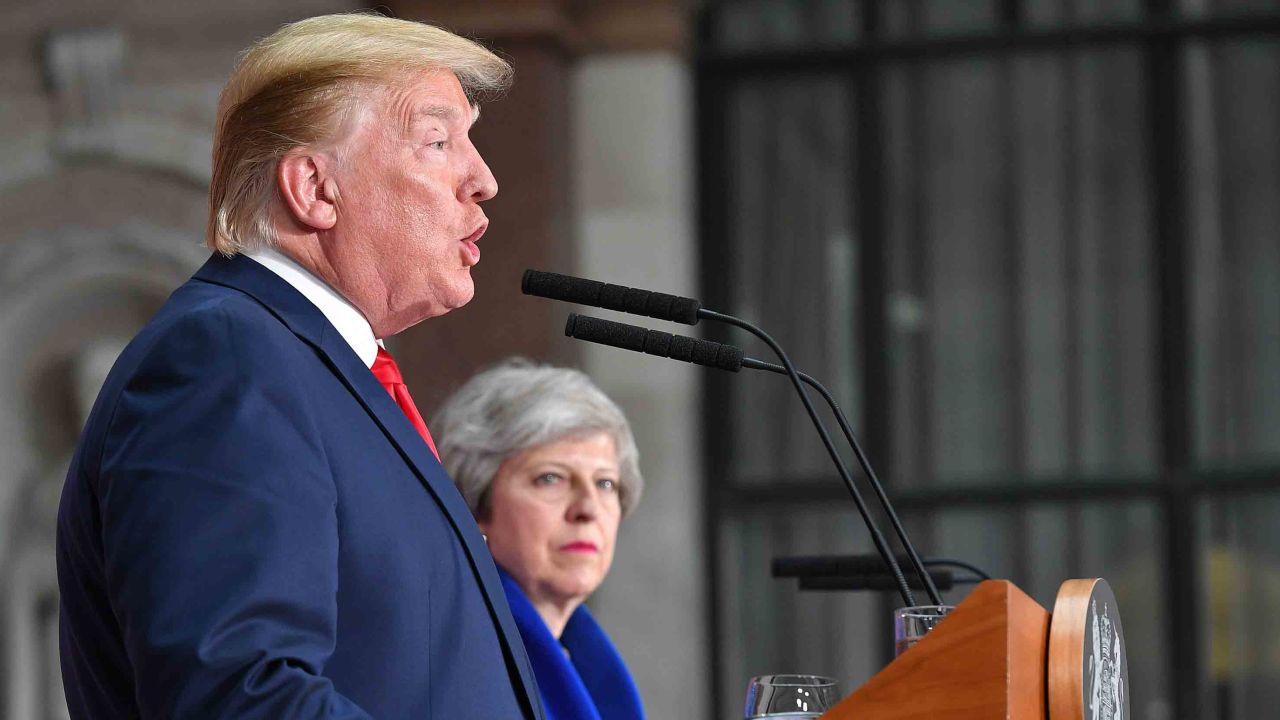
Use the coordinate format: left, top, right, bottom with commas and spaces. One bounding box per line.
0, 2, 704, 718
0, 4, 356, 717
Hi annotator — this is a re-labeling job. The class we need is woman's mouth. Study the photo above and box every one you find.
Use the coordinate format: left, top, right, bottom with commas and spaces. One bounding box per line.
560, 541, 598, 554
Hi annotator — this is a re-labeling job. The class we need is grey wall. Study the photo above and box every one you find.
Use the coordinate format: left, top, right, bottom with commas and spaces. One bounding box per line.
571, 54, 707, 720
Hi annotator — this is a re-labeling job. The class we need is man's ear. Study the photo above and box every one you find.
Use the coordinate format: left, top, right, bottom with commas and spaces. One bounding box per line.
277, 148, 339, 231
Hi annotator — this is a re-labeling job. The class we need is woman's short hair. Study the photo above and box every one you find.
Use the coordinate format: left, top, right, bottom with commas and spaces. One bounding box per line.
208, 12, 512, 257
431, 359, 644, 519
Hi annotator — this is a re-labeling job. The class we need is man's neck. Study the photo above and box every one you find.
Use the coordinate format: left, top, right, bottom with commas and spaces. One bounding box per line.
245, 245, 381, 367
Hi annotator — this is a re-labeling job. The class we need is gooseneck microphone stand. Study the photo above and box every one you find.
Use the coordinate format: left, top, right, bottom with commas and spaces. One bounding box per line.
693, 308, 925, 607
737, 354, 943, 605
524, 269, 944, 607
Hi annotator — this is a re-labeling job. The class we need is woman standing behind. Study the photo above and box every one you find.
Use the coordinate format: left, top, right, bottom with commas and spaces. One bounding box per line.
432, 359, 646, 720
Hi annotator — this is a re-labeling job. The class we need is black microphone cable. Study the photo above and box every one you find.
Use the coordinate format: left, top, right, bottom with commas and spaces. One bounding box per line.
524, 269, 942, 604
562, 311, 921, 607
739, 356, 944, 605
694, 307, 927, 607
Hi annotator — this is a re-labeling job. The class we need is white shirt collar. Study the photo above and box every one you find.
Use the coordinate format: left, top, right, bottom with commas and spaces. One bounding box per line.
245, 247, 380, 368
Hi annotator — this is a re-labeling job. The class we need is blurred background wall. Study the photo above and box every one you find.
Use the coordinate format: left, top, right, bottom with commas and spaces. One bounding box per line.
0, 1, 1277, 720
698, 2, 1280, 719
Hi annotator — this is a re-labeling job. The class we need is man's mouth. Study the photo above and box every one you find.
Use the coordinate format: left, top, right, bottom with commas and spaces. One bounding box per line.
460, 222, 486, 266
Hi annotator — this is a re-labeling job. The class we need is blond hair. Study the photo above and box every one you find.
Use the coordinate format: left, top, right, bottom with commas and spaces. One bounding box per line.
207, 13, 512, 256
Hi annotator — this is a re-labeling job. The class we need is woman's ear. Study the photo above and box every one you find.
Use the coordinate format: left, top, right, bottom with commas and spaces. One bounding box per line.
277, 148, 339, 231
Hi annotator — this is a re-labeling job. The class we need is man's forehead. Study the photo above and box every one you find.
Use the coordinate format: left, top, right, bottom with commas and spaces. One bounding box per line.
389, 72, 481, 126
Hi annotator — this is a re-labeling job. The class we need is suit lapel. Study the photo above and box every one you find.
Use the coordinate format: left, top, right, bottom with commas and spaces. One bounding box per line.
316, 331, 545, 719
193, 253, 545, 718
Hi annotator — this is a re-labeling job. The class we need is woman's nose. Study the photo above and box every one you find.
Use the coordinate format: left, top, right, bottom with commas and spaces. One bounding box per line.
567, 486, 599, 521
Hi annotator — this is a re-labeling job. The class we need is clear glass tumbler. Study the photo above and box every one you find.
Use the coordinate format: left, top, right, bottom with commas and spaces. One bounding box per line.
893, 605, 954, 657
743, 674, 838, 718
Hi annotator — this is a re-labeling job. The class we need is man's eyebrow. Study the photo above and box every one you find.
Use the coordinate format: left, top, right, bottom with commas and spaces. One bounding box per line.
409, 104, 458, 124
408, 104, 481, 125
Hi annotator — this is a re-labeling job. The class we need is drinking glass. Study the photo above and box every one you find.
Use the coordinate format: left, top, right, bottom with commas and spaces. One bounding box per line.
893, 605, 954, 657
743, 674, 838, 718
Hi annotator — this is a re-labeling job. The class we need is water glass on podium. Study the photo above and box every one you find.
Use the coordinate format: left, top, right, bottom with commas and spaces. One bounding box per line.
893, 605, 954, 657
743, 674, 838, 718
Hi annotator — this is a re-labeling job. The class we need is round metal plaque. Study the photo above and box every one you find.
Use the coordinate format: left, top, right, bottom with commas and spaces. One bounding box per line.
1049, 578, 1130, 720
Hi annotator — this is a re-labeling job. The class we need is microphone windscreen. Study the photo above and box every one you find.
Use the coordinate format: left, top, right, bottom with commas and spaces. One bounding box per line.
525, 270, 604, 307
565, 314, 742, 372
525, 269, 702, 325
565, 313, 646, 353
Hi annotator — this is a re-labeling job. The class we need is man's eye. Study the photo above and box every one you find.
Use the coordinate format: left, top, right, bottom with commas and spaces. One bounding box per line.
428, 140, 447, 150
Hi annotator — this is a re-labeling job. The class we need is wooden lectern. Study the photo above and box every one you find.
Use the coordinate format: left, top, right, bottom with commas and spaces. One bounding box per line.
820, 579, 1128, 719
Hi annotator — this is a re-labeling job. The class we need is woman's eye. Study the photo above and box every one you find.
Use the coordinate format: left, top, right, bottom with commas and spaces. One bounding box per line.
534, 473, 562, 486
597, 478, 617, 492
428, 140, 447, 150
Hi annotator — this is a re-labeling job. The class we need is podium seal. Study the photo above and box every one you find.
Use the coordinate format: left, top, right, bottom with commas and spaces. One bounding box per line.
1048, 578, 1129, 720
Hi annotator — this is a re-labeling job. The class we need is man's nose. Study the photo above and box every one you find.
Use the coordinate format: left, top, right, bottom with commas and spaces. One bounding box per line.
463, 148, 498, 202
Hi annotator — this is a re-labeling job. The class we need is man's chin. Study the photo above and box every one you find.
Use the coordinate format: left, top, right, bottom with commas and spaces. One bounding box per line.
442, 283, 476, 313
393, 288, 474, 332
453, 274, 477, 306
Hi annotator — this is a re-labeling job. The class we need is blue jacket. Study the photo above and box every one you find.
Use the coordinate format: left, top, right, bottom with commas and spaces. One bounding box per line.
57, 253, 545, 719
499, 569, 644, 720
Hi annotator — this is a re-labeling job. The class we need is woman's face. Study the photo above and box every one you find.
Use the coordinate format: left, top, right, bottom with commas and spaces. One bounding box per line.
480, 431, 623, 613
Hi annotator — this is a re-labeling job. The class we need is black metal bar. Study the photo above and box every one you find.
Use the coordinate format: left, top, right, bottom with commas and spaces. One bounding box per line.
906, 14, 937, 531
1061, 23, 1085, 585
720, 469, 1280, 510
698, 14, 1280, 72
726, 478, 1159, 510
853, 0, 892, 554
695, 5, 1280, 717
853, 0, 902, 667
1164, 494, 1200, 719
796, 569, 954, 592
999, 0, 1022, 29
997, 11, 1032, 591
853, 0, 888, 480
1144, 0, 1200, 716
694, 8, 731, 716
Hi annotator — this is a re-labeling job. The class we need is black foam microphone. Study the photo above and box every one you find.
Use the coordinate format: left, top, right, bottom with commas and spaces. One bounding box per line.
530, 270, 943, 607
561, 312, 921, 606
523, 269, 702, 325
565, 314, 743, 372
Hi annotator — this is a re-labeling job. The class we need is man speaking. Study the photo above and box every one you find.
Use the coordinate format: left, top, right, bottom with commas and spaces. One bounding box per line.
56, 13, 543, 718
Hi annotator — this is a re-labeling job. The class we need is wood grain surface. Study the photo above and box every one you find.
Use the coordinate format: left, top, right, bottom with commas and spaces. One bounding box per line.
821, 580, 1051, 720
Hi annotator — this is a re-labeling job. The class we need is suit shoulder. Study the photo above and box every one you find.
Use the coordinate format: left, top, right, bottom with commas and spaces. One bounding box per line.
155, 279, 303, 347
86, 281, 314, 427
133, 280, 313, 371
68, 279, 319, 490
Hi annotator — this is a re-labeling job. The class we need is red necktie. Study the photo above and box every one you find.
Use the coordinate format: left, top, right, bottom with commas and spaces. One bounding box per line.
370, 347, 440, 460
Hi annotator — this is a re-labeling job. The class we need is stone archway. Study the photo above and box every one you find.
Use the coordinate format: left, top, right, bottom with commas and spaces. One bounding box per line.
0, 161, 207, 720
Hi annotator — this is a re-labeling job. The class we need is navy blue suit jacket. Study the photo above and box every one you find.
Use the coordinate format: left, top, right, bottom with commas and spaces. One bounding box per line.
57, 253, 545, 719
